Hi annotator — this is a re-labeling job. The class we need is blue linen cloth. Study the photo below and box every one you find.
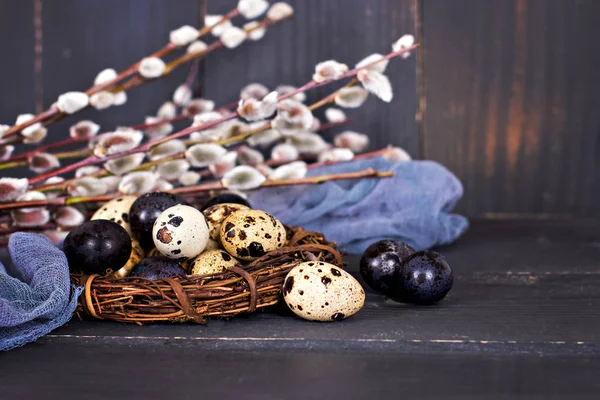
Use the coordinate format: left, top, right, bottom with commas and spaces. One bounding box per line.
249, 157, 468, 254
0, 233, 83, 351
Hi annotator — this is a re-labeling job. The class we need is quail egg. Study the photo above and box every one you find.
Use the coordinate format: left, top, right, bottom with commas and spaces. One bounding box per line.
283, 261, 365, 322
190, 249, 239, 276
91, 195, 137, 236
219, 209, 287, 260
130, 256, 187, 280
203, 203, 250, 241
64, 220, 132, 275
114, 240, 145, 278
129, 192, 188, 251
148, 246, 192, 272
152, 204, 210, 260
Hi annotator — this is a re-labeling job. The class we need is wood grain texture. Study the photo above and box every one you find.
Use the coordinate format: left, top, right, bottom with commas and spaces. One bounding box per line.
32, 0, 203, 178
2, 345, 599, 400
2, 219, 600, 399
421, 0, 600, 217
203, 0, 419, 154
0, 2, 35, 126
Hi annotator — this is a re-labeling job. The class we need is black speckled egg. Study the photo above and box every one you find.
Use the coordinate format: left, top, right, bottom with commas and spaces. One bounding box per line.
391, 251, 453, 305
129, 256, 186, 280
129, 192, 188, 251
359, 240, 415, 296
64, 220, 132, 275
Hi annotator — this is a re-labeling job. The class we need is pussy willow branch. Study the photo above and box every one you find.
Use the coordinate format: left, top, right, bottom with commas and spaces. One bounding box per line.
0, 149, 89, 171
0, 168, 392, 211
1, 7, 244, 139
110, 17, 277, 94
26, 43, 417, 186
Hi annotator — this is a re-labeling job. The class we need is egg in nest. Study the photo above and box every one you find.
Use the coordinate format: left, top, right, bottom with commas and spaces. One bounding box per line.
91, 195, 137, 236
203, 203, 250, 241
219, 209, 286, 260
152, 204, 210, 260
190, 249, 239, 275
283, 261, 365, 322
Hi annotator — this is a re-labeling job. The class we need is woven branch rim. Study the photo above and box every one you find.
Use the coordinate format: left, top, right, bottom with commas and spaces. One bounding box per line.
71, 226, 341, 325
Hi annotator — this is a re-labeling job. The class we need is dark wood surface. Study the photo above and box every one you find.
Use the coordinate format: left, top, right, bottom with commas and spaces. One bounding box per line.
421, 0, 600, 217
1, 219, 599, 399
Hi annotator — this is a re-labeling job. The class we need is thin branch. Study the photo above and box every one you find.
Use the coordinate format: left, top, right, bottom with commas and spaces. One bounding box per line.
26, 42, 417, 186
0, 169, 393, 211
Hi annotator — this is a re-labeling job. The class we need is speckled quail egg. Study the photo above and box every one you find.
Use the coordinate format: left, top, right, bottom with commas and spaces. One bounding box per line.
152, 204, 210, 260
190, 249, 239, 276
283, 261, 365, 322
219, 209, 287, 260
91, 195, 137, 236
203, 203, 250, 241
114, 240, 145, 278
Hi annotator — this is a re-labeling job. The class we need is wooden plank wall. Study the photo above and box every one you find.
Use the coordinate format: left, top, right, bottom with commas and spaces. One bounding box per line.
421, 0, 600, 217
1, 0, 598, 218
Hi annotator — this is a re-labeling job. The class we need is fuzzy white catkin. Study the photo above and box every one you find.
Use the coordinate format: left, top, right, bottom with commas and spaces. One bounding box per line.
220, 26, 247, 49
355, 53, 389, 74
138, 57, 166, 79
267, 2, 294, 21
185, 143, 227, 168
75, 166, 102, 178
113, 91, 127, 106
90, 91, 115, 110
269, 161, 308, 180
69, 120, 100, 139
104, 153, 146, 176
149, 140, 187, 161
187, 40, 208, 54
357, 69, 393, 103
57, 92, 89, 114
29, 153, 60, 173
205, 15, 232, 37
244, 21, 266, 41
157, 101, 177, 119
222, 165, 266, 191
238, 0, 269, 19
15, 114, 40, 137
178, 171, 201, 186
94, 68, 118, 85
334, 87, 369, 108
173, 84, 192, 106
313, 60, 348, 82
0, 125, 9, 138
0, 145, 15, 161
324, 108, 346, 123
119, 171, 159, 195
170, 25, 199, 46
318, 148, 354, 163
392, 34, 415, 58
334, 131, 370, 153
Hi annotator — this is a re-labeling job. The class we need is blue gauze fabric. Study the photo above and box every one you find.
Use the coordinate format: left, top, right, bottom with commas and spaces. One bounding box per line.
0, 233, 83, 351
249, 158, 469, 254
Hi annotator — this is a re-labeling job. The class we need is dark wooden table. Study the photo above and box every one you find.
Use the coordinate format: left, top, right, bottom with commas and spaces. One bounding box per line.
1, 219, 599, 399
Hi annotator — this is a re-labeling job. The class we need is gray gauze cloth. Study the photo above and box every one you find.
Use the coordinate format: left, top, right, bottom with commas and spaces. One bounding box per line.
0, 233, 82, 351
249, 157, 468, 254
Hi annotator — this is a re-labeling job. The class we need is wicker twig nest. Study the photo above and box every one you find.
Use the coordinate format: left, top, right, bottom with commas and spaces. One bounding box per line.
71, 226, 341, 325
